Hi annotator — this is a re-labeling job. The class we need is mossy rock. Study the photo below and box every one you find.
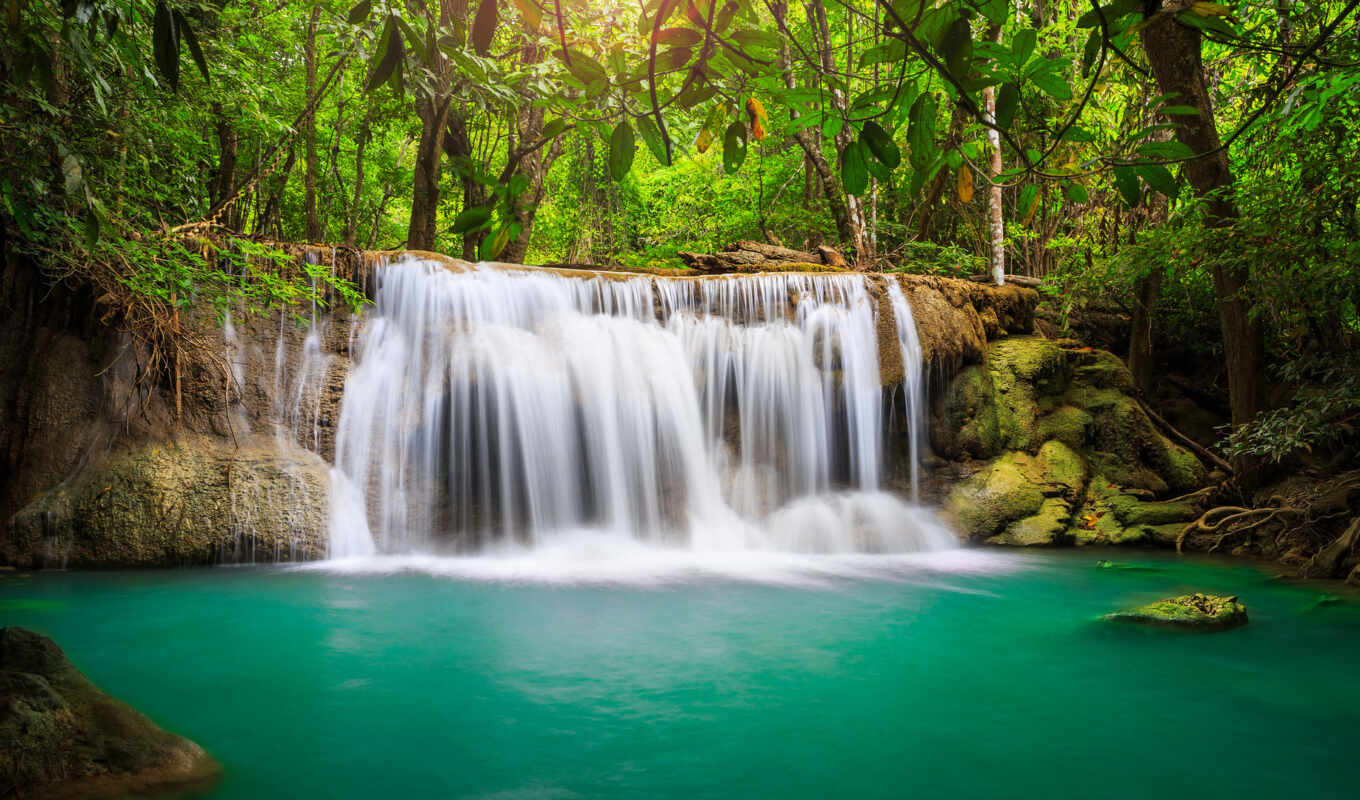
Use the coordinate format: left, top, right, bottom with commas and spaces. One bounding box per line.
933, 365, 1005, 458
1105, 593, 1248, 631
1035, 405, 1093, 451
0, 627, 220, 797
989, 497, 1072, 546
944, 453, 1046, 540
1105, 492, 1200, 527
2, 434, 330, 568
1035, 440, 1086, 498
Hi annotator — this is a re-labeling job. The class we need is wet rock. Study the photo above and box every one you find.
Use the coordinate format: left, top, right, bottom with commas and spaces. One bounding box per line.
990, 497, 1072, 546
0, 627, 219, 798
944, 452, 1046, 540
1105, 593, 1249, 631
3, 434, 329, 568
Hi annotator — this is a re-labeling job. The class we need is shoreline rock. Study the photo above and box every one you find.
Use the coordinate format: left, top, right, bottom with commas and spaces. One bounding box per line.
1105, 593, 1249, 631
0, 627, 220, 798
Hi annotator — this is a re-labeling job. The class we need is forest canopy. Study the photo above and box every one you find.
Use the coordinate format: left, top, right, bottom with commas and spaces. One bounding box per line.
2, 0, 1359, 472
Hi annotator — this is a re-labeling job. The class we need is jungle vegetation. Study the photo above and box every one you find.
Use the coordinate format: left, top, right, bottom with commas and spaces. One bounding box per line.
1, 0, 1358, 480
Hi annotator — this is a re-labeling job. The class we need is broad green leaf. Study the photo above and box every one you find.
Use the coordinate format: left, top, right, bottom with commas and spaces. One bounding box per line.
1137, 140, 1195, 159
1134, 163, 1179, 200
347, 0, 371, 25
860, 120, 900, 169
1113, 165, 1140, 207
723, 122, 748, 174
1031, 69, 1071, 100
1063, 182, 1089, 204
730, 29, 781, 50
450, 206, 492, 234
994, 82, 1019, 130
978, 0, 1008, 25
657, 27, 702, 47
83, 208, 100, 249
842, 139, 869, 196
941, 17, 973, 79
1081, 28, 1100, 77
637, 115, 671, 166
1017, 184, 1038, 221
1011, 29, 1036, 67
541, 119, 567, 140
511, 0, 542, 29
565, 50, 608, 86
472, 0, 498, 56
907, 93, 936, 168
174, 10, 209, 84
152, 1, 179, 92
1161, 105, 1200, 116
366, 18, 402, 92
1060, 126, 1095, 142
609, 120, 636, 181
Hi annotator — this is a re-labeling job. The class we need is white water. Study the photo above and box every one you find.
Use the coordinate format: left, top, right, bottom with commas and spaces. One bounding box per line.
328, 259, 953, 559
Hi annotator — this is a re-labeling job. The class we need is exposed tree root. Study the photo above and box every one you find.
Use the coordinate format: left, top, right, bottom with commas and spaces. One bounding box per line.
1177, 504, 1299, 554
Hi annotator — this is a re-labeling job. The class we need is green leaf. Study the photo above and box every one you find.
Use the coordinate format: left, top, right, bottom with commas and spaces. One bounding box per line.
1017, 184, 1038, 219
541, 119, 567, 140
609, 120, 636, 181
1011, 29, 1037, 67
1060, 126, 1095, 143
1134, 163, 1179, 200
366, 18, 402, 92
450, 206, 492, 234
978, 0, 1008, 25
396, 17, 430, 65
480, 222, 518, 260
907, 93, 936, 168
1081, 28, 1101, 77
656, 27, 702, 47
565, 49, 608, 87
152, 1, 179, 92
1113, 165, 1141, 208
636, 115, 670, 166
347, 0, 371, 25
83, 208, 100, 250
472, 0, 498, 56
1062, 182, 1090, 204
729, 29, 781, 50
1137, 140, 1195, 160
173, 11, 209, 84
994, 83, 1019, 130
842, 140, 869, 196
1031, 69, 1071, 100
860, 121, 900, 170
1161, 105, 1201, 116
723, 122, 748, 174
941, 17, 973, 79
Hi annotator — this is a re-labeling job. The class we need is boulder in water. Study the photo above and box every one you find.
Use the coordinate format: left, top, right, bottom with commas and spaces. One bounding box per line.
0, 626, 219, 797
1105, 593, 1249, 631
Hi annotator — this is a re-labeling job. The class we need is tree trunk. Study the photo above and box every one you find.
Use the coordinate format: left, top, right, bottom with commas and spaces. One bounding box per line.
809, 0, 866, 258
345, 114, 370, 246
1140, 7, 1266, 480
302, 5, 322, 242
209, 102, 238, 217
1127, 267, 1163, 395
982, 23, 1004, 285
774, 1, 853, 247
407, 95, 450, 250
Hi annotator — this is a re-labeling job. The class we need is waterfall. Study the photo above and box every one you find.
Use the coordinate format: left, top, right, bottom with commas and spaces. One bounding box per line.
329, 258, 954, 557
888, 281, 926, 500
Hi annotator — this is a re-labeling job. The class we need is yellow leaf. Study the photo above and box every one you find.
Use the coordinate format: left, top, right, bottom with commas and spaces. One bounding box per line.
745, 96, 768, 141
956, 167, 974, 203
695, 128, 713, 153
1189, 1, 1232, 16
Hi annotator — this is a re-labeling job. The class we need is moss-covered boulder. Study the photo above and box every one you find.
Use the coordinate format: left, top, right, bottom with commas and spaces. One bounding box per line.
944, 452, 1046, 540
933, 336, 1210, 548
2, 434, 330, 568
1105, 593, 1249, 631
0, 627, 219, 797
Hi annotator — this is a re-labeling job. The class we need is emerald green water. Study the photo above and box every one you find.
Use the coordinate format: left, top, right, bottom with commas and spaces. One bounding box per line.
3, 550, 1358, 799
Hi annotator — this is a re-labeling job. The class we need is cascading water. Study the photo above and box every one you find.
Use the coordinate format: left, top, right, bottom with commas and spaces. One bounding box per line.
328, 257, 955, 558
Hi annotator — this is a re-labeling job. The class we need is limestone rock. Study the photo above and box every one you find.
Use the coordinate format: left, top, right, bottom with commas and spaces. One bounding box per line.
2, 434, 330, 568
990, 497, 1072, 546
944, 452, 1046, 540
1105, 593, 1249, 631
0, 627, 219, 798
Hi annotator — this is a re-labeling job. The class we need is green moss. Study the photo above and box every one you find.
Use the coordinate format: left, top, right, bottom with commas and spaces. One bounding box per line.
1035, 440, 1086, 497
1035, 405, 1092, 450
1070, 350, 1137, 393
1105, 492, 1200, 526
934, 365, 1004, 459
944, 453, 1046, 540
989, 497, 1071, 546
988, 336, 1065, 383
1105, 593, 1249, 631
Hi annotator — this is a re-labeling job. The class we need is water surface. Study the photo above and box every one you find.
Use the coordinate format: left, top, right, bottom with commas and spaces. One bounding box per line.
2, 550, 1356, 799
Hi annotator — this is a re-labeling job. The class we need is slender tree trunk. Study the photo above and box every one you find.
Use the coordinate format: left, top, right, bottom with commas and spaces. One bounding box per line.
1141, 6, 1266, 480
982, 23, 1005, 285
406, 0, 460, 250
209, 102, 238, 215
302, 5, 322, 241
345, 114, 370, 246
1128, 268, 1163, 394
774, 1, 852, 246
809, 0, 866, 258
